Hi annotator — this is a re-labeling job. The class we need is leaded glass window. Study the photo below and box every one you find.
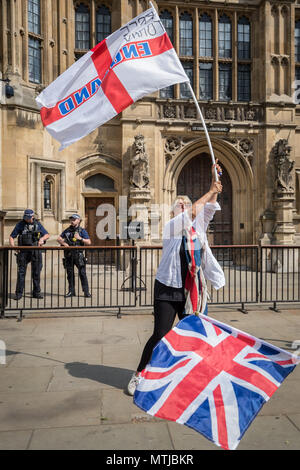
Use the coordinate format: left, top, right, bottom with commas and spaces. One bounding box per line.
219, 15, 232, 59
96, 5, 111, 44
199, 14, 212, 57
160, 10, 173, 44
219, 63, 232, 100
28, 0, 41, 35
180, 62, 193, 98
75, 3, 90, 50
29, 37, 41, 83
199, 63, 213, 100
180, 12, 193, 56
238, 17, 251, 60
238, 64, 251, 101
296, 20, 300, 62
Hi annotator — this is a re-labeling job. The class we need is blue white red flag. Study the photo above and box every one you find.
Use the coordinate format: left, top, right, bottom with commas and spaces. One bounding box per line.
183, 227, 208, 315
36, 5, 188, 150
134, 313, 300, 450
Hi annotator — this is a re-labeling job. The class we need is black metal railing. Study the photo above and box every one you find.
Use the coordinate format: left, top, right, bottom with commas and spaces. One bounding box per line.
0, 246, 137, 319
0, 244, 299, 318
138, 245, 260, 312
260, 245, 300, 311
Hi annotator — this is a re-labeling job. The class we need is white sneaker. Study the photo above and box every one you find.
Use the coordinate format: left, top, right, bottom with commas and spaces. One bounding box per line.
127, 372, 141, 396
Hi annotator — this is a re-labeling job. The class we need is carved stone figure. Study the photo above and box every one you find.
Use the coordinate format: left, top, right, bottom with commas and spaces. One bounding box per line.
239, 138, 254, 163
273, 139, 294, 191
130, 134, 150, 189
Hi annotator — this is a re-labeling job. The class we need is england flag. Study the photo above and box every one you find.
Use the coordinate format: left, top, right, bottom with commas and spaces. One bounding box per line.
36, 5, 188, 150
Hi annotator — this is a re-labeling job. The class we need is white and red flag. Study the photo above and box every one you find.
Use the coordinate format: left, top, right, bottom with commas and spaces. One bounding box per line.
36, 6, 188, 150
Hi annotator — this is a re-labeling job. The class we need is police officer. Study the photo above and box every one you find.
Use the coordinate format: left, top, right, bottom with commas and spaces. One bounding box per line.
9, 209, 49, 300
57, 214, 91, 298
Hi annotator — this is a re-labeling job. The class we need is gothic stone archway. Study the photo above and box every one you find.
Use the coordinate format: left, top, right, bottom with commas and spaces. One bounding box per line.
177, 153, 233, 245
163, 137, 254, 246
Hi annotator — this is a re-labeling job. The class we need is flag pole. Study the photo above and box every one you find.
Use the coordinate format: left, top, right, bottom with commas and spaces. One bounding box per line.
186, 81, 219, 182
149, 1, 218, 180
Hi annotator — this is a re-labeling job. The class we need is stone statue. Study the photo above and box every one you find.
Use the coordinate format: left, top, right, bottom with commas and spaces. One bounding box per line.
273, 139, 294, 191
130, 134, 150, 189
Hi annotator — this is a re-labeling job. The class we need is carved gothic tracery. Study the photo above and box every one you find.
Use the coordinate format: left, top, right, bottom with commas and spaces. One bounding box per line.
224, 137, 255, 166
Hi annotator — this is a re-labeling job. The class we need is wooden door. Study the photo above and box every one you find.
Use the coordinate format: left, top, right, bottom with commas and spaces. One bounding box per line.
177, 153, 233, 245
85, 197, 116, 263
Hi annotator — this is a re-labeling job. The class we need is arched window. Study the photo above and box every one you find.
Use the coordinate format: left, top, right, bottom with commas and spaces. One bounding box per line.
28, 0, 41, 34
28, 0, 42, 83
96, 5, 111, 44
199, 13, 212, 57
75, 3, 90, 50
160, 10, 173, 44
295, 20, 300, 62
84, 174, 115, 191
238, 17, 251, 60
219, 14, 232, 58
43, 177, 53, 210
159, 10, 174, 98
180, 12, 193, 56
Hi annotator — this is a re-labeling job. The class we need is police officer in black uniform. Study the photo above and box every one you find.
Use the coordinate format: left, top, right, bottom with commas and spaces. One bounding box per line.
57, 214, 91, 298
9, 209, 49, 300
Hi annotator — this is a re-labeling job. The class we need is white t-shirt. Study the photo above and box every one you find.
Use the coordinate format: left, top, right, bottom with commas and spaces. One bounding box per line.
155, 202, 225, 290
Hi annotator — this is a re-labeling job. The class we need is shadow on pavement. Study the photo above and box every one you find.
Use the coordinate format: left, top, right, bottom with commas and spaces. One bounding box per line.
65, 362, 133, 391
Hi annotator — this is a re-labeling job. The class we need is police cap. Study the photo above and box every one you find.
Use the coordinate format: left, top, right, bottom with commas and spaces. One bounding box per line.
23, 209, 35, 219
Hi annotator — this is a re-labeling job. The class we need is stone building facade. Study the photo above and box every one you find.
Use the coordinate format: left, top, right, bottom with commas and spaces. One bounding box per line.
1, 0, 300, 247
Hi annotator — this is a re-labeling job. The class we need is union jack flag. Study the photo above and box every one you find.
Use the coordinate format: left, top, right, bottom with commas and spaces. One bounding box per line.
134, 314, 300, 450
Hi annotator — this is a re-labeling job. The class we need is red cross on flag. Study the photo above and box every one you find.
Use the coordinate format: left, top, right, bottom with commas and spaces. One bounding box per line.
36, 5, 188, 150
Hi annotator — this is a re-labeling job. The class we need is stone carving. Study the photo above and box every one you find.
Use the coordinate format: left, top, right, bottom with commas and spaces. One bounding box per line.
184, 105, 197, 119
225, 108, 235, 120
164, 136, 181, 164
239, 138, 254, 158
273, 139, 294, 191
245, 109, 255, 120
163, 103, 176, 118
158, 102, 263, 123
225, 137, 254, 166
205, 108, 217, 120
130, 134, 150, 189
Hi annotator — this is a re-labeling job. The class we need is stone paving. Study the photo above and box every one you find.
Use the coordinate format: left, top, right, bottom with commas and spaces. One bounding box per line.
0, 305, 300, 450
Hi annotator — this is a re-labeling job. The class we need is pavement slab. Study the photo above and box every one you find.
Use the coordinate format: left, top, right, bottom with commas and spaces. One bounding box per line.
0, 306, 300, 450
28, 423, 173, 450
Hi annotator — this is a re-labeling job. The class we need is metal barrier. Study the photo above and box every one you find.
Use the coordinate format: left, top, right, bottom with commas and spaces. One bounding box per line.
0, 244, 299, 318
0, 246, 137, 319
260, 245, 300, 311
139, 245, 260, 313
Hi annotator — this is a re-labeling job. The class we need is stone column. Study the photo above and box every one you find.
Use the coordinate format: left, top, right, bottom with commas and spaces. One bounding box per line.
273, 190, 296, 245
271, 139, 298, 272
128, 135, 151, 243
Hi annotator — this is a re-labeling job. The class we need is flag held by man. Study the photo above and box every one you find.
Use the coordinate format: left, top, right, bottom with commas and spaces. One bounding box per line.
36, 6, 188, 150
134, 313, 300, 450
